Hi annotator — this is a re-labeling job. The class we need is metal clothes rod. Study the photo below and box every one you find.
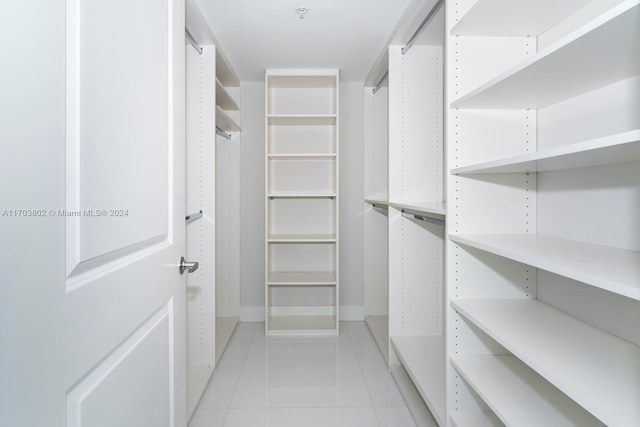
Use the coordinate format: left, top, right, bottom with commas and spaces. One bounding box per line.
401, 0, 444, 55
185, 210, 203, 222
216, 126, 232, 140
372, 71, 389, 94
373, 205, 388, 214
402, 211, 445, 226
185, 28, 203, 55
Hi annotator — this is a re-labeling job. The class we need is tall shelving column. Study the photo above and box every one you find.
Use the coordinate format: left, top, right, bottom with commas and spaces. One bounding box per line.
185, 43, 216, 421
214, 49, 241, 364
446, 0, 640, 426
363, 53, 390, 363
386, 3, 446, 426
185, 0, 242, 417
362, 2, 447, 424
265, 70, 339, 336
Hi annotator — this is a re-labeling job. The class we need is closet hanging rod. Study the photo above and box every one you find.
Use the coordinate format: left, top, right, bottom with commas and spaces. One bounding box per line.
401, 0, 444, 55
185, 28, 203, 55
216, 126, 232, 140
372, 71, 389, 94
185, 210, 203, 222
373, 205, 388, 214
402, 211, 445, 226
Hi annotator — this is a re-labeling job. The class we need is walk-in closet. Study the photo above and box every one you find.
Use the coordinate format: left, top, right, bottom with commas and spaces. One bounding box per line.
4, 0, 638, 426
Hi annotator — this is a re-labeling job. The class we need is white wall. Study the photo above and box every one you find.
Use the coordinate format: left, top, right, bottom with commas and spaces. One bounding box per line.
239, 81, 364, 321
239, 82, 265, 321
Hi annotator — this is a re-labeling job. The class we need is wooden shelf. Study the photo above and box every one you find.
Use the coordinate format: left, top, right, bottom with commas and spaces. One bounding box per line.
268, 115, 337, 125
268, 193, 336, 199
268, 153, 337, 160
450, 233, 640, 301
451, 355, 604, 426
451, 130, 640, 174
450, 412, 503, 427
390, 336, 446, 426
389, 201, 446, 216
268, 234, 336, 243
215, 78, 239, 111
451, 298, 640, 426
451, 1, 640, 109
450, 0, 592, 36
216, 106, 240, 132
268, 315, 337, 335
268, 271, 336, 286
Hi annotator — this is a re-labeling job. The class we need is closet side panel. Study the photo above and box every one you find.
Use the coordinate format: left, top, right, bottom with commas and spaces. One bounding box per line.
186, 47, 216, 367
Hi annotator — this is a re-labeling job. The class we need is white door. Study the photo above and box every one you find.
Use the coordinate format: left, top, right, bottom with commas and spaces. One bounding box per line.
0, 1, 187, 426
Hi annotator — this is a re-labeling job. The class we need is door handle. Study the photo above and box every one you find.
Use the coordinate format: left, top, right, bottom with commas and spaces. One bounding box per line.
179, 256, 199, 274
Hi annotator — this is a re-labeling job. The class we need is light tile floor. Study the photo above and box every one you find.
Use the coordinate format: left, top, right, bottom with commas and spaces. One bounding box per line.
189, 322, 416, 427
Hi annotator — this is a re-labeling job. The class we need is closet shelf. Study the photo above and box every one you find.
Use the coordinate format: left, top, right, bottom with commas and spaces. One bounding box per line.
268, 193, 336, 199
268, 153, 337, 160
450, 0, 592, 36
268, 315, 337, 335
390, 336, 446, 427
215, 78, 239, 111
267, 234, 336, 243
364, 196, 389, 206
450, 233, 640, 301
268, 115, 337, 125
450, 1, 640, 109
216, 106, 240, 132
451, 130, 640, 174
450, 355, 604, 426
268, 271, 336, 286
268, 74, 337, 88
451, 298, 640, 427
449, 412, 502, 427
389, 201, 446, 216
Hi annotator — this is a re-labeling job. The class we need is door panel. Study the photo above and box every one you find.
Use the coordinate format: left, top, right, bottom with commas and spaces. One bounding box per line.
66, 0, 170, 277
64, 0, 186, 424
67, 304, 173, 427
0, 0, 186, 426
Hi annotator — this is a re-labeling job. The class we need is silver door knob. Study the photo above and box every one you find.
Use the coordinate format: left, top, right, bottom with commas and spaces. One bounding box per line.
179, 256, 199, 274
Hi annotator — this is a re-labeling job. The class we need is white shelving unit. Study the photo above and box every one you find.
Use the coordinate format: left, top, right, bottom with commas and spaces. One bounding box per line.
185, 0, 241, 419
452, 298, 639, 426
451, 1, 640, 109
449, 412, 502, 427
363, 56, 390, 363
450, 0, 594, 36
451, 130, 640, 174
391, 336, 446, 426
387, 3, 446, 426
450, 356, 603, 426
265, 69, 339, 335
450, 233, 640, 300
363, 2, 446, 425
215, 57, 241, 367
446, 0, 640, 426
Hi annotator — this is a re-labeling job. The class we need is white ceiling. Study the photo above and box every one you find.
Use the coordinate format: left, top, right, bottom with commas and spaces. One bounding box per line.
194, 0, 413, 82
